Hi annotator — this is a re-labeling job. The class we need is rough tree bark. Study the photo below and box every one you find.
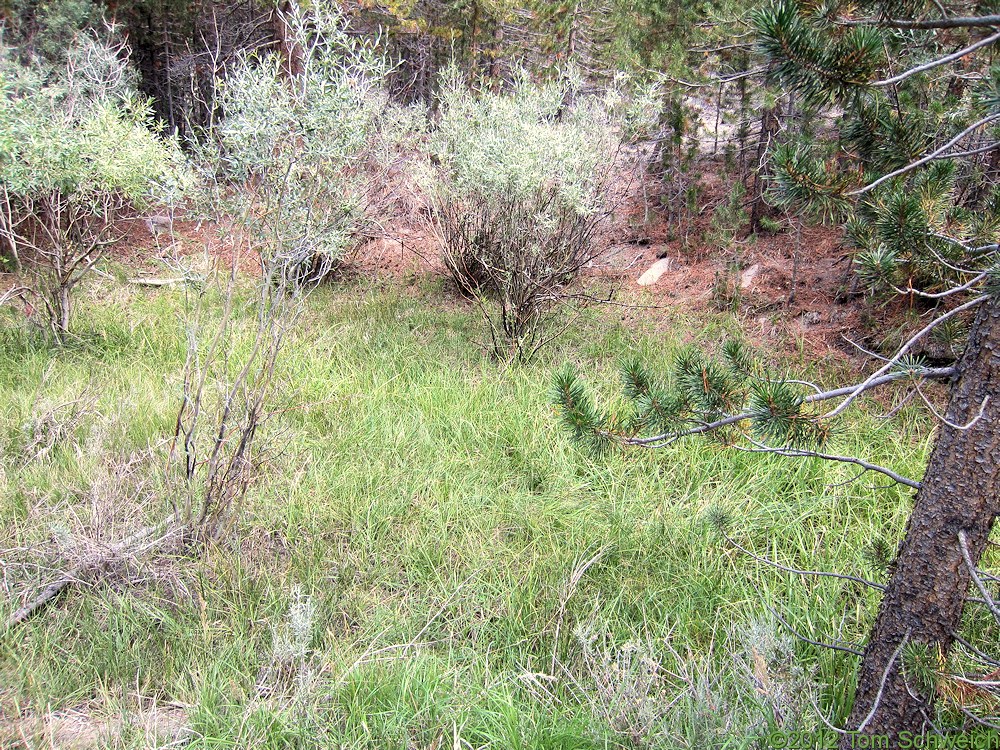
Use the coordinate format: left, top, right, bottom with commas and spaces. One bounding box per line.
274, 0, 304, 78
843, 297, 1000, 746
748, 104, 780, 235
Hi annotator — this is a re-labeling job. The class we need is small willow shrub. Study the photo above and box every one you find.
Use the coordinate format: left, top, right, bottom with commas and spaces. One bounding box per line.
0, 30, 187, 337
429, 69, 659, 360
199, 1, 410, 284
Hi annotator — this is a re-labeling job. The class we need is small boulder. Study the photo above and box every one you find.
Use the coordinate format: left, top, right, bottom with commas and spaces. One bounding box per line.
637, 258, 672, 286
740, 263, 761, 289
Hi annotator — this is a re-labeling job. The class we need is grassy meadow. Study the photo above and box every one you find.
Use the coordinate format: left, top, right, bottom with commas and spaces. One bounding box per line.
0, 273, 935, 748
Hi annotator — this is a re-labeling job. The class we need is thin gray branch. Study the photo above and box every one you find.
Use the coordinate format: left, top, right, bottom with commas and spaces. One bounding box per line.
892, 271, 989, 300
870, 31, 1000, 87
739, 440, 922, 490
849, 115, 1000, 196
822, 297, 985, 419
959, 530, 1000, 628
838, 15, 1000, 29
856, 632, 910, 733
721, 530, 886, 592
764, 602, 864, 656
953, 633, 1000, 667
626, 367, 955, 448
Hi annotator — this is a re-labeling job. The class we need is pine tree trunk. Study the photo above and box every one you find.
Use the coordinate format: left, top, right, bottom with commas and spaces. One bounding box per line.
274, 0, 304, 79
748, 105, 779, 234
843, 297, 1000, 746
490, 21, 504, 81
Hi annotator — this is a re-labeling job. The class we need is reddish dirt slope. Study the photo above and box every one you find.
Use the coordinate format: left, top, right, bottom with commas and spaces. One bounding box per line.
48, 157, 941, 367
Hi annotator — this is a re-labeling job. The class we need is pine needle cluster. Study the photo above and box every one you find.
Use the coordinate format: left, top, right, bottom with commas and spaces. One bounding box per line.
754, 0, 884, 107
553, 341, 831, 454
754, 0, 1000, 298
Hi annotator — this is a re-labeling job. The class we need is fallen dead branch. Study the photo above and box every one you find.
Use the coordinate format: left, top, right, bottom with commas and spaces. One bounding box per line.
4, 521, 179, 632
128, 277, 185, 287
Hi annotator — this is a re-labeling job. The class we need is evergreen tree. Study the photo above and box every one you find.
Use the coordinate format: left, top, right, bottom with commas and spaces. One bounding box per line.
556, 0, 1000, 743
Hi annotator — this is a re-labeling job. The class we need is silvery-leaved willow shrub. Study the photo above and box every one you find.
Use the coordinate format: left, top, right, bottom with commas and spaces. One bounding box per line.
428, 67, 661, 361
0, 31, 188, 338
203, 1, 405, 287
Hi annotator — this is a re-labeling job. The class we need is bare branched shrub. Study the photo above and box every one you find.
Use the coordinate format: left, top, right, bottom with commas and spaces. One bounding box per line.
167, 260, 301, 546
171, 1, 403, 545
0, 29, 188, 339
428, 68, 661, 361
435, 186, 605, 357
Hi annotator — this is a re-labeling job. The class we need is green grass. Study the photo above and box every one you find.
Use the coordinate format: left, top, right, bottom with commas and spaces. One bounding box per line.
0, 275, 938, 748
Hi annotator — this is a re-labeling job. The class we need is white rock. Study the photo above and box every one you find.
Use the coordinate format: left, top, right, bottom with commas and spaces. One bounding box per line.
740, 263, 761, 289
637, 258, 672, 286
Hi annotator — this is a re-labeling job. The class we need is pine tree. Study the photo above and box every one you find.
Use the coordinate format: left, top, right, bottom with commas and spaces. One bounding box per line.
556, 0, 1000, 743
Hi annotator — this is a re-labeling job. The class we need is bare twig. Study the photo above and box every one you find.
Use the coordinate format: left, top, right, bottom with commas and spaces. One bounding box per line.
763, 602, 864, 656
856, 632, 910, 733
721, 529, 886, 591
849, 117, 1000, 196
914, 384, 989, 430
837, 15, 1000, 29
738, 438, 922, 490
959, 531, 1000, 627
821, 298, 984, 419
870, 31, 1000, 87
953, 633, 1000, 667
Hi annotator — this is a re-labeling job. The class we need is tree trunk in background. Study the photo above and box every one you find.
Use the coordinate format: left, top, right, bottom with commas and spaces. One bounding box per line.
274, 0, 303, 78
747, 104, 779, 234
121, 0, 275, 136
469, 1, 480, 69
490, 20, 504, 81
736, 51, 751, 178
843, 297, 1000, 747
566, 2, 579, 60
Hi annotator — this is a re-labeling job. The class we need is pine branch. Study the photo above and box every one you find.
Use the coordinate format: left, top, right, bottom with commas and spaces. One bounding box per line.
755, 1, 883, 105
626, 367, 954, 448
551, 368, 618, 453
869, 30, 1000, 87
837, 15, 1000, 30
719, 528, 886, 591
736, 439, 922, 490
821, 297, 985, 419
763, 602, 865, 656
849, 114, 1000, 196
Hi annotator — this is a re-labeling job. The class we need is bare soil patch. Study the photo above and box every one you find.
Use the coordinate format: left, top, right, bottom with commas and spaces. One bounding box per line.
1, 704, 190, 749
0, 154, 942, 368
